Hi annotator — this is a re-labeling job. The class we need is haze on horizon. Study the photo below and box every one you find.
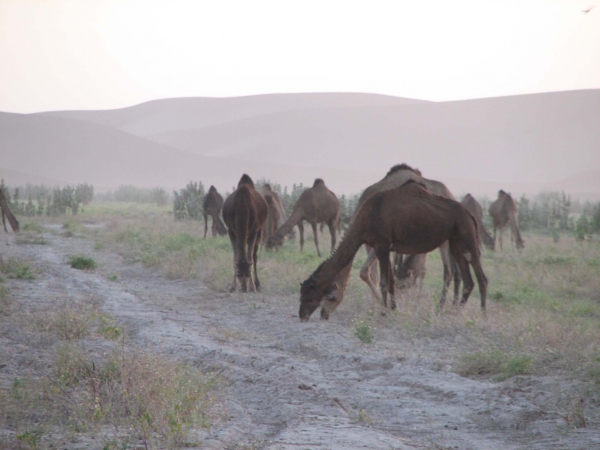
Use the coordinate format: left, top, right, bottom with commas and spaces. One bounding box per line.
1, 0, 600, 113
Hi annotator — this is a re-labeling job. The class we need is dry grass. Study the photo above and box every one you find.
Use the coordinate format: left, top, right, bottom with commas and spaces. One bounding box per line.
83, 210, 600, 384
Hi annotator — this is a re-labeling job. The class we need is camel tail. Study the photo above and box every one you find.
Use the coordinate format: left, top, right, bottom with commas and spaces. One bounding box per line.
0, 189, 19, 233
234, 186, 252, 277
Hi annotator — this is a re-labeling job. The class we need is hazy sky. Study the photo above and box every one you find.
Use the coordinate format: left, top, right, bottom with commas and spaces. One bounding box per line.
1, 0, 599, 113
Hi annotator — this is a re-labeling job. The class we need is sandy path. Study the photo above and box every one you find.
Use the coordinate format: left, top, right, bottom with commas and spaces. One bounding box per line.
2, 227, 599, 449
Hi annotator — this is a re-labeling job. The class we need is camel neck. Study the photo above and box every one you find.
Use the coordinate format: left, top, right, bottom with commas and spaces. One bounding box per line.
313, 227, 363, 288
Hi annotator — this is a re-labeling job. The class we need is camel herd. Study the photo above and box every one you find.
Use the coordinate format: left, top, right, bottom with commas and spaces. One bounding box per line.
0, 168, 525, 322
206, 164, 524, 322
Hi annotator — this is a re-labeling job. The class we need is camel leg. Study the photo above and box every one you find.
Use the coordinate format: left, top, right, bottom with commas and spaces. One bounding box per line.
310, 221, 321, 257
327, 219, 337, 254
449, 243, 475, 306
298, 221, 305, 252
359, 248, 382, 301
227, 230, 237, 292
438, 241, 454, 306
470, 256, 488, 310
499, 225, 504, 251
211, 216, 217, 237
204, 214, 209, 239
453, 259, 462, 304
252, 230, 261, 292
375, 245, 395, 309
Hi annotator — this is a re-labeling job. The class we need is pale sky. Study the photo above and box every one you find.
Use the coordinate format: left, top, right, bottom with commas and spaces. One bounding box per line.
1, 0, 599, 113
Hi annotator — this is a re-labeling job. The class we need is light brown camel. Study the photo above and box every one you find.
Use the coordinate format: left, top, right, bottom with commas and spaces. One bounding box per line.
266, 178, 340, 257
299, 180, 487, 321
261, 193, 281, 248
222, 175, 268, 292
489, 190, 524, 251
260, 183, 295, 241
319, 164, 459, 320
394, 253, 428, 291
202, 185, 227, 239
461, 194, 494, 250
0, 188, 19, 233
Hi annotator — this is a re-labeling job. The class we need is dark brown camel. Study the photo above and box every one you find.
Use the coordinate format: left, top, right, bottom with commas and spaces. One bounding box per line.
261, 194, 281, 248
202, 185, 227, 238
461, 194, 494, 250
299, 180, 487, 321
0, 188, 19, 233
320, 164, 459, 320
222, 175, 268, 292
489, 190, 524, 251
260, 184, 287, 229
266, 178, 340, 257
394, 253, 428, 291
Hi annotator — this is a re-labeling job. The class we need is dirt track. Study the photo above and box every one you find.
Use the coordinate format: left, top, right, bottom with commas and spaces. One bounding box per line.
2, 225, 599, 449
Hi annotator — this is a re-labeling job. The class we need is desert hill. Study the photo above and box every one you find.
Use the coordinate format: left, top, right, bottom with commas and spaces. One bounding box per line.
39, 93, 426, 136
2, 90, 599, 198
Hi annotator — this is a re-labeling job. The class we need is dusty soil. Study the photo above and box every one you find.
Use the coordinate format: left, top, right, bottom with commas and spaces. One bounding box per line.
2, 225, 599, 449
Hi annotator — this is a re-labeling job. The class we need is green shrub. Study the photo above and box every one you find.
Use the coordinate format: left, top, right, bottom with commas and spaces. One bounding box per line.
68, 255, 98, 271
353, 319, 374, 344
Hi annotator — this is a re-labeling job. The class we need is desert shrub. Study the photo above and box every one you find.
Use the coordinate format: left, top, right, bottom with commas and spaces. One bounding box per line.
353, 319, 374, 344
0, 256, 35, 279
457, 350, 533, 381
173, 181, 205, 220
68, 254, 98, 270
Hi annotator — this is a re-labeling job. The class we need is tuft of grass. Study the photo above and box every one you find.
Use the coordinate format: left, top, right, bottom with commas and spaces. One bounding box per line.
68, 254, 98, 271
353, 319, 374, 344
0, 256, 36, 279
16, 232, 48, 245
22, 222, 45, 233
97, 314, 124, 341
456, 350, 533, 381
28, 301, 98, 341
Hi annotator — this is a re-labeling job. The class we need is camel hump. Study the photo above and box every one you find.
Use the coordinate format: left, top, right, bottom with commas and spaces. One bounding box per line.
498, 189, 507, 197
238, 174, 255, 188
386, 163, 422, 178
313, 178, 325, 187
463, 193, 474, 201
262, 183, 272, 191
208, 185, 217, 193
399, 179, 428, 190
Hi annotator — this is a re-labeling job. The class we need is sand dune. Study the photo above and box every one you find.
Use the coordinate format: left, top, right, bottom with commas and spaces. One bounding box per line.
3, 90, 599, 198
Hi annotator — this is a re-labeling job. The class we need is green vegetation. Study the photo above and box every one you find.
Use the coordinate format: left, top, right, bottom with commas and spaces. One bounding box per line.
456, 350, 533, 381
353, 319, 375, 344
68, 254, 98, 270
0, 256, 36, 279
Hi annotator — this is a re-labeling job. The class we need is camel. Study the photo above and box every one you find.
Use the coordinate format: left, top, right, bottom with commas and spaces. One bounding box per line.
299, 180, 487, 321
394, 253, 428, 291
319, 164, 459, 320
222, 175, 268, 292
0, 188, 19, 234
202, 185, 227, 238
261, 194, 281, 248
260, 183, 294, 241
266, 179, 340, 257
489, 190, 524, 251
461, 194, 494, 250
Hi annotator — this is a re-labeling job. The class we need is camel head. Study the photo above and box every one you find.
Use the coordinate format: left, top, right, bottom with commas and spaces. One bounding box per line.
265, 234, 284, 251
516, 237, 525, 251
299, 276, 338, 322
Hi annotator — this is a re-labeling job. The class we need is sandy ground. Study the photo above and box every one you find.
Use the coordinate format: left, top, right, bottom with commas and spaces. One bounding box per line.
1, 225, 599, 449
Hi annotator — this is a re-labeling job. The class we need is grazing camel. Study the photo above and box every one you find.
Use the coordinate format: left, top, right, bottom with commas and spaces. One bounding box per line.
394, 253, 428, 291
0, 188, 19, 234
266, 178, 340, 257
299, 181, 487, 321
202, 185, 227, 238
319, 164, 459, 320
261, 183, 294, 241
461, 194, 494, 250
489, 190, 524, 251
261, 194, 281, 248
222, 175, 268, 292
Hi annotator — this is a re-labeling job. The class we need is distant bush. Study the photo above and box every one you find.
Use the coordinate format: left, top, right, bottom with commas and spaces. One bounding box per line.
96, 185, 169, 206
0, 180, 94, 216
173, 181, 205, 220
